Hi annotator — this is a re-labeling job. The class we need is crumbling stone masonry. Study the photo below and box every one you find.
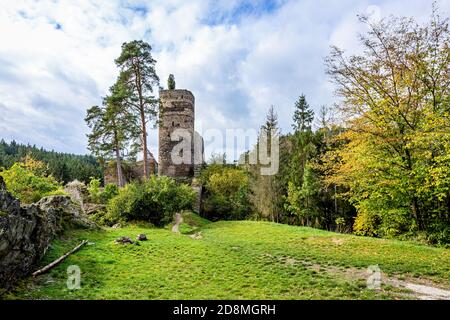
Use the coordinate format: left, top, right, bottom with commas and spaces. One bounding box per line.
158, 89, 204, 184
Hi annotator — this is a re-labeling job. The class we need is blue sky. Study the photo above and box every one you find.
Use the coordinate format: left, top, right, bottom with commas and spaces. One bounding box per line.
0, 0, 448, 159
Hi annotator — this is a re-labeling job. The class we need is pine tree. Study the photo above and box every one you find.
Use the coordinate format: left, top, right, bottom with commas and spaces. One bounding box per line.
250, 106, 283, 222
115, 40, 160, 178
288, 95, 316, 188
292, 94, 314, 132
85, 79, 140, 187
261, 105, 279, 154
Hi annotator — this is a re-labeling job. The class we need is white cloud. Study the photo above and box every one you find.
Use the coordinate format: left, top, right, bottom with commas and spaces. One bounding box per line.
0, 0, 448, 159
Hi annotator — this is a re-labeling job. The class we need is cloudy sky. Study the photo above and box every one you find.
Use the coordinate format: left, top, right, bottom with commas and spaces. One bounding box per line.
0, 0, 448, 160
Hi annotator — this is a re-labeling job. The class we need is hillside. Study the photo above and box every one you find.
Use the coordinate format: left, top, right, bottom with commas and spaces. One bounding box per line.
6, 215, 450, 300
0, 140, 102, 183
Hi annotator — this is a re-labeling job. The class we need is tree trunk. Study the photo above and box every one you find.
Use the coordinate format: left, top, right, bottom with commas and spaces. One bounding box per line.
447, 192, 450, 218
32, 240, 88, 277
140, 109, 148, 179
411, 197, 424, 231
405, 149, 424, 230
134, 62, 149, 179
114, 144, 124, 188
112, 122, 124, 187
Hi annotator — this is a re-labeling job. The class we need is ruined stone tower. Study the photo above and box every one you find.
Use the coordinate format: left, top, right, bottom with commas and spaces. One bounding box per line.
158, 89, 203, 183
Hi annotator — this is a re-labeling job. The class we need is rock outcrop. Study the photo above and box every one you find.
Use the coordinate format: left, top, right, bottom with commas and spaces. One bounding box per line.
0, 176, 96, 290
64, 180, 89, 212
64, 180, 105, 215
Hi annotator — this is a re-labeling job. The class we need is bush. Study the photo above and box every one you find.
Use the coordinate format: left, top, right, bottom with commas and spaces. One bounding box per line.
87, 177, 102, 203
425, 223, 450, 247
100, 183, 119, 204
201, 165, 252, 221
106, 176, 196, 226
0, 157, 65, 203
87, 178, 119, 204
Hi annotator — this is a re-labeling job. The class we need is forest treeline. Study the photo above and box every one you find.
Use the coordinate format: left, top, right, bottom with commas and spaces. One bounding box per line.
200, 9, 450, 245
0, 139, 102, 183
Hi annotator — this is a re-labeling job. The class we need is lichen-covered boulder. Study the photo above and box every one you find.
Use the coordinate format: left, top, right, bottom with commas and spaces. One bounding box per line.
64, 180, 89, 212
0, 176, 96, 290
36, 195, 97, 230
83, 202, 106, 216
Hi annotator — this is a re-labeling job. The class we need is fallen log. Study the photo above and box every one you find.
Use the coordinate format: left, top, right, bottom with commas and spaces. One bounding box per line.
32, 240, 88, 277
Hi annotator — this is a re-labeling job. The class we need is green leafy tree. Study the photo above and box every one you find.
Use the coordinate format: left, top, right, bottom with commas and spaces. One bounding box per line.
115, 40, 160, 178
100, 183, 119, 204
324, 6, 450, 242
201, 165, 251, 221
285, 164, 321, 226
87, 177, 102, 203
0, 156, 65, 203
87, 177, 118, 204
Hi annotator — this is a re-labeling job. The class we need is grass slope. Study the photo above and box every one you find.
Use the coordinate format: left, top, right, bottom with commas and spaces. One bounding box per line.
6, 215, 450, 300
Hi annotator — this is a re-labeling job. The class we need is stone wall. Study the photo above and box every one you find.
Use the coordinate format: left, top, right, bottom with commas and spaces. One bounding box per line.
158, 89, 196, 183
104, 158, 157, 186
0, 176, 96, 290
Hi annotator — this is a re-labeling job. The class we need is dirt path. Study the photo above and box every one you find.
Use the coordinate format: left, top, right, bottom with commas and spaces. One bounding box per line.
386, 279, 450, 300
265, 253, 450, 300
171, 213, 183, 233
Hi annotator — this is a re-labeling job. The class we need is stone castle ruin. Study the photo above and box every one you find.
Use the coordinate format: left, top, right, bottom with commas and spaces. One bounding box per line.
104, 88, 204, 185
158, 89, 204, 183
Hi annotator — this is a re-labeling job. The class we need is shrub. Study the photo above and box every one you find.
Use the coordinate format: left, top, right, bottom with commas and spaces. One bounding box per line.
201, 165, 252, 221
0, 158, 65, 203
90, 209, 112, 226
87, 178, 119, 204
100, 183, 119, 204
87, 177, 102, 203
425, 223, 450, 247
106, 176, 196, 226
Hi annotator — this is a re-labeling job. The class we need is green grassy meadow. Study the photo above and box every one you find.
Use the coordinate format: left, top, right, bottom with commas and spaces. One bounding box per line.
6, 213, 450, 300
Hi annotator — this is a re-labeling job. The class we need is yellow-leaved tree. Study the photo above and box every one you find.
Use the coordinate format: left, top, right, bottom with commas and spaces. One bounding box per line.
0, 155, 65, 203
323, 6, 449, 243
